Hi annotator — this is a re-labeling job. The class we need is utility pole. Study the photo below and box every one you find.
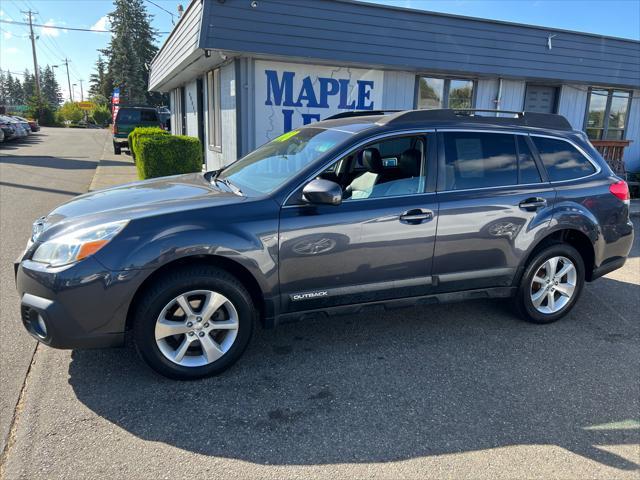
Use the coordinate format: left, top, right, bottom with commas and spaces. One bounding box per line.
79, 79, 84, 102
62, 58, 73, 102
22, 10, 40, 98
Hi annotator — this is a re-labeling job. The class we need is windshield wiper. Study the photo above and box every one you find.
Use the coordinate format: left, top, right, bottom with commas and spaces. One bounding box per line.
213, 177, 243, 196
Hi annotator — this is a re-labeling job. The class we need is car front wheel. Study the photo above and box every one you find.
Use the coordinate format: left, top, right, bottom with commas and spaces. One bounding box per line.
514, 243, 585, 324
133, 266, 255, 379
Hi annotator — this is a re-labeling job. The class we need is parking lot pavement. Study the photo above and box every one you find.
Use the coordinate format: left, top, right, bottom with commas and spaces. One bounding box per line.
0, 127, 116, 457
1, 207, 638, 477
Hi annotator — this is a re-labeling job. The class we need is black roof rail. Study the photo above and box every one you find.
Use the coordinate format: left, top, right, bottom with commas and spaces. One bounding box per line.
324, 110, 401, 120
378, 109, 573, 131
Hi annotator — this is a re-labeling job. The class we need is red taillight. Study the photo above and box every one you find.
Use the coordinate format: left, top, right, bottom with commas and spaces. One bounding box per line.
609, 180, 630, 203
113, 124, 118, 134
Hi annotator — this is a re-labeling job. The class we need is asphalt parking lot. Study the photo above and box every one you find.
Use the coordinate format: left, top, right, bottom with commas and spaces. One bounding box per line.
1, 129, 639, 479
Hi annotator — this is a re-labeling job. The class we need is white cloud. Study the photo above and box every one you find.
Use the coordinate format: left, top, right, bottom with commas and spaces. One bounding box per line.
91, 15, 111, 33
3, 31, 12, 40
4, 46, 19, 54
41, 19, 66, 37
0, 10, 5, 17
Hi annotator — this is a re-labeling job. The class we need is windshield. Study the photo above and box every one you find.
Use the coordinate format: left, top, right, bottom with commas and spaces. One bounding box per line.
218, 127, 351, 195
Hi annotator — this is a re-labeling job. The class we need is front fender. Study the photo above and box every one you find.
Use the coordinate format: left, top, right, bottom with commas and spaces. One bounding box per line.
94, 200, 280, 295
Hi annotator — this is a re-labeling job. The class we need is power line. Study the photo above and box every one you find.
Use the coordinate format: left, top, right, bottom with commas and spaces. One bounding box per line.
144, 0, 176, 19
0, 18, 170, 34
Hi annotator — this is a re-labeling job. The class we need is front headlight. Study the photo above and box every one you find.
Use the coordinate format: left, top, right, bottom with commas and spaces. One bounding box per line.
32, 220, 129, 267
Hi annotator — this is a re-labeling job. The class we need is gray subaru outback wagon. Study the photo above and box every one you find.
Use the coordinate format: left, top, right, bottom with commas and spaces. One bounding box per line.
16, 109, 634, 379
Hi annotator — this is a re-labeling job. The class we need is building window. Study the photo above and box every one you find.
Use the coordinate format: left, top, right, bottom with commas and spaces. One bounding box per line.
585, 89, 632, 140
172, 88, 184, 135
207, 68, 222, 150
417, 77, 474, 110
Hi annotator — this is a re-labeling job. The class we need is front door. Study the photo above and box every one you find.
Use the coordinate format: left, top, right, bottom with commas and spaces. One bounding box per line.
433, 130, 556, 291
278, 133, 438, 313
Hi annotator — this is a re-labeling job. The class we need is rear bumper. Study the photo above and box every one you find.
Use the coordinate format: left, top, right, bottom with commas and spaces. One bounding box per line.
113, 137, 128, 146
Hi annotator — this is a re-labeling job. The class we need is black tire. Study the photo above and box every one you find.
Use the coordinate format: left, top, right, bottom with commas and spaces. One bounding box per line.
133, 266, 255, 380
514, 243, 585, 324
114, 143, 122, 155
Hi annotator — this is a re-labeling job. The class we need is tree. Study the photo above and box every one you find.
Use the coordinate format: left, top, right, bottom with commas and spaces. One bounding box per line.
40, 65, 63, 108
22, 69, 35, 101
101, 0, 159, 105
58, 101, 83, 123
89, 55, 113, 101
4, 72, 24, 106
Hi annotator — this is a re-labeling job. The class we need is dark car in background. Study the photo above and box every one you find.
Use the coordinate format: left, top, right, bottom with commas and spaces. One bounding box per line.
15, 109, 634, 380
112, 106, 162, 155
0, 116, 18, 141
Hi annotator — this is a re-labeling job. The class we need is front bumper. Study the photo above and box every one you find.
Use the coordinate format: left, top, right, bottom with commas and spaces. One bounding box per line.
15, 256, 149, 349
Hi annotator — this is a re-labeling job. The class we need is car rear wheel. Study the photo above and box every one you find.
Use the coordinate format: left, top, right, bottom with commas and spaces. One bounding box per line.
113, 143, 122, 155
514, 243, 585, 324
133, 266, 255, 380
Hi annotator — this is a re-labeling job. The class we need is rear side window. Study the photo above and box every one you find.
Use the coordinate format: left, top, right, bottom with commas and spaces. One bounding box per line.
116, 109, 158, 123
517, 136, 542, 184
442, 132, 518, 190
532, 137, 596, 181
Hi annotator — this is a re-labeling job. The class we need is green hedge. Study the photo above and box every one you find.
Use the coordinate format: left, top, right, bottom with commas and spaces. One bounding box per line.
128, 127, 169, 159
136, 135, 202, 179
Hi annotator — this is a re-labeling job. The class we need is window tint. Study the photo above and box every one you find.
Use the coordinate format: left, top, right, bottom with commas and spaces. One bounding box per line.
517, 136, 541, 184
319, 135, 426, 200
532, 137, 596, 182
442, 132, 517, 190
117, 109, 158, 123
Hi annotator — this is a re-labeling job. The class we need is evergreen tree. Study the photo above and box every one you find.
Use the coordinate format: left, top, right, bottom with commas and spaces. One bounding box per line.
22, 69, 35, 101
40, 65, 63, 108
5, 73, 24, 105
101, 0, 158, 105
89, 55, 112, 101
0, 70, 7, 105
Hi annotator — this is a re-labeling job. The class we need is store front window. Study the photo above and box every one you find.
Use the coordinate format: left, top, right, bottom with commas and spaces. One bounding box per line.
585, 89, 632, 140
417, 77, 474, 109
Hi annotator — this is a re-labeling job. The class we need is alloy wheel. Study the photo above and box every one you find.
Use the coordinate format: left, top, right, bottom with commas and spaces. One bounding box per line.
154, 289, 239, 367
530, 256, 577, 314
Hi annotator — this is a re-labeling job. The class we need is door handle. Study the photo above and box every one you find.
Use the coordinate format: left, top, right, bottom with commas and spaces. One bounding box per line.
399, 209, 433, 224
519, 197, 547, 211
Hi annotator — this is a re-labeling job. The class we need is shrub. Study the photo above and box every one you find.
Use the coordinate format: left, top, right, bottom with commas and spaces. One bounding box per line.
136, 135, 202, 179
58, 101, 83, 124
128, 126, 169, 159
91, 105, 111, 126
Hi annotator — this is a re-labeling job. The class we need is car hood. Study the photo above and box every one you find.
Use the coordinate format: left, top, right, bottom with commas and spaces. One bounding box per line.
33, 173, 247, 242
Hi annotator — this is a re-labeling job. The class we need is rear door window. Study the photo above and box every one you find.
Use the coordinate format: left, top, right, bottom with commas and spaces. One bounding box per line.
531, 136, 596, 181
517, 136, 542, 184
442, 132, 518, 190
117, 109, 158, 123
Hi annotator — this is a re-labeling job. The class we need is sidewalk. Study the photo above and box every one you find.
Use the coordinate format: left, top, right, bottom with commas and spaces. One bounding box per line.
89, 153, 139, 191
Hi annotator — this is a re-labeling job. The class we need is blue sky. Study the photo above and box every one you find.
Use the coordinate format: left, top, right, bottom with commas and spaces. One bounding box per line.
1, 0, 638, 102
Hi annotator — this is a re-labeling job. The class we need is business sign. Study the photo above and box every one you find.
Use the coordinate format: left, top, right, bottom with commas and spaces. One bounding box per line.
77, 101, 95, 111
254, 60, 384, 145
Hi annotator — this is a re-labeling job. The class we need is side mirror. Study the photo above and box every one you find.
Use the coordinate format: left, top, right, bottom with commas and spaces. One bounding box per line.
302, 179, 342, 206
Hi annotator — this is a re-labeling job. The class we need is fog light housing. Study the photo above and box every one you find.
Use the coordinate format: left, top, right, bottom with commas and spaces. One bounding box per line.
35, 313, 48, 338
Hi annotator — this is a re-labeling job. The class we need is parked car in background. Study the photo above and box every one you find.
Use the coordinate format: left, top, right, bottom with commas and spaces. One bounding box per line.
112, 106, 162, 155
0, 116, 26, 139
15, 109, 634, 380
11, 117, 31, 137
13, 115, 40, 132
0, 127, 4, 143
0, 116, 16, 141
157, 106, 171, 130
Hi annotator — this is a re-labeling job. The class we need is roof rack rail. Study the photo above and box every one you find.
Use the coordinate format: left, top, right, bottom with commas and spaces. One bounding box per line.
324, 110, 401, 120
378, 109, 573, 131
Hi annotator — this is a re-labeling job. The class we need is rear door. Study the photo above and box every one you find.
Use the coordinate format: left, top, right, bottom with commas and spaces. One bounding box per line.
433, 130, 556, 291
